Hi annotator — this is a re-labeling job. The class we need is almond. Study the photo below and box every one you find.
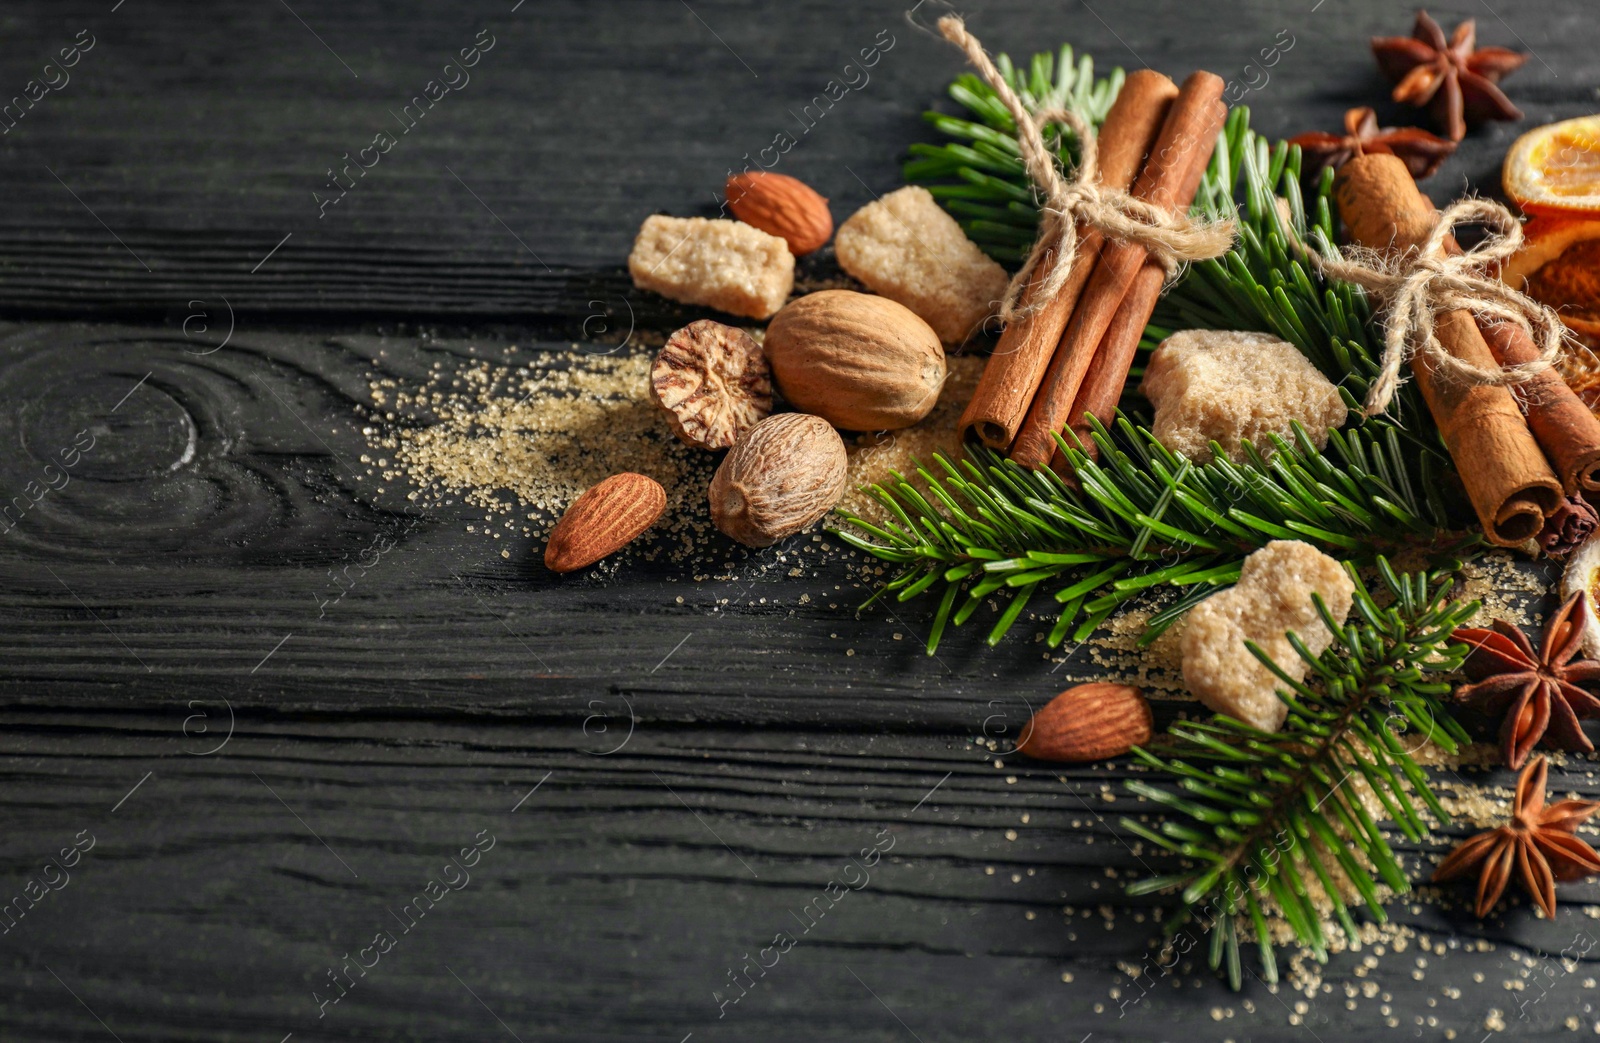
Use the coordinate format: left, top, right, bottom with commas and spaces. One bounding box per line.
726, 172, 833, 256
544, 473, 666, 573
1016, 683, 1153, 763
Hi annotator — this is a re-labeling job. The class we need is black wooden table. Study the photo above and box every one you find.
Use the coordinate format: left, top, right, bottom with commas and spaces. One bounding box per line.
2, 1, 1597, 1039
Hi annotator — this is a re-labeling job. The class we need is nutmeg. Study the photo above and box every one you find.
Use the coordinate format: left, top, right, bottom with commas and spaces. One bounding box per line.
762, 290, 946, 431
650, 319, 772, 450
709, 413, 847, 547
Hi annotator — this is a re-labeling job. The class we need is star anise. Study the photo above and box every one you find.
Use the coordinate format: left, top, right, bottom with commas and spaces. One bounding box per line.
1539, 495, 1600, 559
1372, 10, 1527, 141
1288, 106, 1457, 181
1433, 755, 1600, 919
1453, 592, 1600, 769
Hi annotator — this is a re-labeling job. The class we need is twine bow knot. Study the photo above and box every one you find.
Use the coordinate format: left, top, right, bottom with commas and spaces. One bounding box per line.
937, 16, 1235, 323
1305, 197, 1570, 417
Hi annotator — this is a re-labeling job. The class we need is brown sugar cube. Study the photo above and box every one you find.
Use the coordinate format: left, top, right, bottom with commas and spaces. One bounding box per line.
833, 185, 1008, 345
628, 215, 794, 320
1180, 540, 1356, 733
1140, 330, 1349, 464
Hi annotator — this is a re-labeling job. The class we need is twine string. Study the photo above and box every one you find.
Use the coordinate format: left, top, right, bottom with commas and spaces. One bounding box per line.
937, 15, 1235, 322
1303, 197, 1569, 417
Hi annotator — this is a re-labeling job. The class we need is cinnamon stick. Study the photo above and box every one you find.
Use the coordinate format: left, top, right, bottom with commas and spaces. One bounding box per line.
1055, 264, 1165, 469
1334, 153, 1562, 545
1010, 71, 1228, 469
956, 70, 1179, 449
1479, 317, 1600, 495
1055, 103, 1231, 469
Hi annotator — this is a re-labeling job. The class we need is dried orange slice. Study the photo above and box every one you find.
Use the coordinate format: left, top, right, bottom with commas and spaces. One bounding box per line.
1501, 215, 1600, 339
1504, 115, 1600, 219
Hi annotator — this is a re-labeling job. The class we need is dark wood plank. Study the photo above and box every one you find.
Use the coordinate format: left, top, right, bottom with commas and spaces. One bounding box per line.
2, 1, 1598, 1040
2, 714, 1594, 1042
0, 319, 1103, 722
0, 1, 1589, 318
0, 318, 1545, 736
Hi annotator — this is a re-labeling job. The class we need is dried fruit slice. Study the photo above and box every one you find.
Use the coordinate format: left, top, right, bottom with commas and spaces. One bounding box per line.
650, 320, 773, 450
1555, 338, 1600, 414
1505, 116, 1600, 220
1561, 532, 1600, 658
1501, 216, 1600, 339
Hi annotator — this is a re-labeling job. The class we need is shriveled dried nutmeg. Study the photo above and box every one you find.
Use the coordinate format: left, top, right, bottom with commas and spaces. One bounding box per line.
1016, 682, 1153, 762
650, 320, 772, 450
709, 413, 847, 547
763, 290, 946, 431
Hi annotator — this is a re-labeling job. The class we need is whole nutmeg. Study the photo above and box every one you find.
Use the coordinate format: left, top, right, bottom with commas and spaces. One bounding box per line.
763, 290, 946, 431
1016, 683, 1153, 763
709, 413, 847, 547
726, 171, 833, 256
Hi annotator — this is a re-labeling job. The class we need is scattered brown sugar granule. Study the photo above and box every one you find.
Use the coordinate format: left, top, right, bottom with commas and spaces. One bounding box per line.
1459, 549, 1544, 629
364, 349, 718, 561
365, 343, 979, 579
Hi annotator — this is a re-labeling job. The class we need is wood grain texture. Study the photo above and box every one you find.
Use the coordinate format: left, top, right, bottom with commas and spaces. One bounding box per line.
0, 0, 1590, 317
3, 716, 1598, 1043
0, 0, 1598, 1039
0, 320, 1127, 724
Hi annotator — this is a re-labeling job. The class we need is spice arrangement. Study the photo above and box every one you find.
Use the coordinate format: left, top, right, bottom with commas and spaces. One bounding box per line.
1453, 591, 1600, 769
369, 6, 1600, 999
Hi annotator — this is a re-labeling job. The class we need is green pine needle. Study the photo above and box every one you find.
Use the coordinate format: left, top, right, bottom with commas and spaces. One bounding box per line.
904, 44, 1124, 261
830, 419, 1476, 652
861, 43, 1498, 993
839, 43, 1482, 651
909, 59, 1442, 458
1121, 562, 1476, 988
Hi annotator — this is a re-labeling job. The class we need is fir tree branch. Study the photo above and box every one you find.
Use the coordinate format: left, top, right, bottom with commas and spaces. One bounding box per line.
1154, 108, 1442, 471
903, 44, 1124, 261
844, 43, 1480, 650
910, 60, 1446, 467
831, 420, 1476, 653
1120, 562, 1476, 988
890, 45, 1489, 993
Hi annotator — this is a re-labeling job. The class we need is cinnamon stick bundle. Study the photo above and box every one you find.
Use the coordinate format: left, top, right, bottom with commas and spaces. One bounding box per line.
1334, 153, 1562, 545
956, 70, 1179, 449
1010, 71, 1228, 469
1479, 317, 1600, 495
1056, 100, 1230, 469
